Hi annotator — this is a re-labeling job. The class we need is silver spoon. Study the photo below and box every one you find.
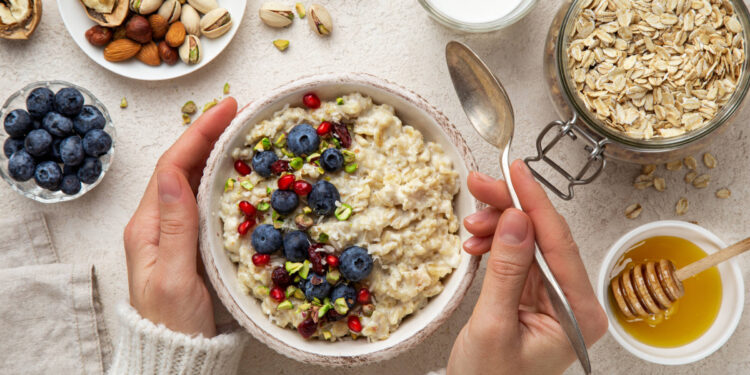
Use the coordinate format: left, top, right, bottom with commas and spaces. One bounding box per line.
445, 41, 591, 374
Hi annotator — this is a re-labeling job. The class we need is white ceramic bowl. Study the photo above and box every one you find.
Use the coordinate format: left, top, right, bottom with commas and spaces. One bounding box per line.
597, 220, 744, 365
58, 1, 247, 81
197, 73, 480, 366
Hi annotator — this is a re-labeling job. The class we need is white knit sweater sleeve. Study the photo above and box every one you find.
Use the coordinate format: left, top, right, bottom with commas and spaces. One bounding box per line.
108, 303, 248, 375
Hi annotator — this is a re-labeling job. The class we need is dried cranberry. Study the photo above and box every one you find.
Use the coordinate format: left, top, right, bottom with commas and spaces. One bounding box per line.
357, 288, 371, 304
326, 254, 339, 268
316, 121, 332, 136
270, 160, 291, 175
277, 174, 296, 190
347, 315, 362, 333
271, 266, 292, 288
307, 244, 325, 275
237, 219, 255, 235
332, 123, 352, 148
293, 180, 312, 196
297, 317, 318, 338
270, 286, 285, 302
234, 160, 251, 175
302, 93, 321, 109
251, 253, 270, 266
238, 201, 257, 217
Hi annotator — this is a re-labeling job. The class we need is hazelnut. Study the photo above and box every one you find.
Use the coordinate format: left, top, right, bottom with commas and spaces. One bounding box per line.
85, 25, 112, 47
149, 14, 169, 40
125, 15, 153, 44
158, 41, 179, 65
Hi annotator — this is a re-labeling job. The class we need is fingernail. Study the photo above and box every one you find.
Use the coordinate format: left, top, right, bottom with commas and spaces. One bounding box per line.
517, 160, 533, 178
470, 171, 493, 182
464, 209, 490, 227
498, 210, 528, 245
464, 236, 483, 251
157, 170, 182, 204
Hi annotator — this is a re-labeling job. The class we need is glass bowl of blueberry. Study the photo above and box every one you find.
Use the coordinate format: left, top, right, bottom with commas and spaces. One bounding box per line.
1, 81, 115, 203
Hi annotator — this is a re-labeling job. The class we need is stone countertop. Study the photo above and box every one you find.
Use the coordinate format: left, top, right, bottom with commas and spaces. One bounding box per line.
2, 1, 749, 374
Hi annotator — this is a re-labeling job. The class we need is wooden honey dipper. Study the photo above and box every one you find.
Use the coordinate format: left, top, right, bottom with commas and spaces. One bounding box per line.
611, 237, 750, 319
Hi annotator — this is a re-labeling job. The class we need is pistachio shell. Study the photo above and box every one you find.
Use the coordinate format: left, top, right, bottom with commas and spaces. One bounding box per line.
158, 0, 181, 23
180, 4, 201, 36
259, 2, 294, 28
308, 3, 332, 36
199, 8, 232, 38
187, 0, 217, 14
178, 34, 201, 64
130, 0, 163, 15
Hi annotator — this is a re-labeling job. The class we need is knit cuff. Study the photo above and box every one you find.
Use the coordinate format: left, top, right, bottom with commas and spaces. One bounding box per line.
109, 302, 247, 375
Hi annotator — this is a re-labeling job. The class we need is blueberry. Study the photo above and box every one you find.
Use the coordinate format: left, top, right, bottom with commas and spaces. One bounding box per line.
26, 87, 55, 118
60, 136, 85, 166
24, 129, 53, 157
54, 87, 84, 117
82, 129, 112, 157
49, 139, 63, 163
320, 148, 344, 172
4, 109, 32, 138
7, 150, 35, 181
303, 274, 331, 301
60, 174, 82, 195
34, 161, 62, 190
339, 246, 373, 282
251, 151, 278, 178
308, 180, 340, 216
42, 112, 74, 137
330, 284, 357, 308
271, 189, 299, 215
3, 138, 25, 158
251, 224, 283, 254
73, 105, 105, 135
31, 120, 42, 130
62, 164, 78, 176
283, 230, 310, 262
287, 124, 319, 156
77, 157, 102, 184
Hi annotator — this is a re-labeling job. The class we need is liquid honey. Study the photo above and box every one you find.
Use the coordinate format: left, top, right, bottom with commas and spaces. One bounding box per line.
609, 236, 722, 348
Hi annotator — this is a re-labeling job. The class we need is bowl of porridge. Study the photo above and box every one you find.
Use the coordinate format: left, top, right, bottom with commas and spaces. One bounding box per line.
197, 73, 480, 365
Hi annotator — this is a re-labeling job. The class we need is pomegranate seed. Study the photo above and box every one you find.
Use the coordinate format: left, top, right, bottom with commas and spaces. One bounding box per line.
293, 180, 312, 196
251, 253, 270, 266
357, 288, 370, 304
303, 93, 321, 109
326, 254, 339, 268
332, 123, 352, 148
270, 160, 291, 175
297, 317, 318, 338
270, 286, 285, 302
278, 174, 296, 190
237, 219, 255, 236
348, 315, 362, 333
234, 160, 251, 176
238, 201, 257, 217
308, 244, 325, 275
271, 266, 292, 288
316, 121, 332, 136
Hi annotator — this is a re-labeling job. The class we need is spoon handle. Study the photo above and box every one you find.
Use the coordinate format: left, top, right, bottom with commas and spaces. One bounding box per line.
501, 147, 592, 374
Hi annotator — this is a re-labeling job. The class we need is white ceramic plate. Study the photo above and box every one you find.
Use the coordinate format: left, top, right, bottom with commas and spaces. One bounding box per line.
597, 221, 744, 365
58, 1, 246, 81
197, 73, 481, 366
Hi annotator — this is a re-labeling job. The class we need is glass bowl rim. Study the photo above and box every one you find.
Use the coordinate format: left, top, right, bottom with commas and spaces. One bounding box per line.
418, 0, 539, 33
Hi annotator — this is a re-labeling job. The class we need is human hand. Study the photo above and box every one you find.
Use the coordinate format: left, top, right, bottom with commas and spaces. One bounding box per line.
123, 98, 238, 338
447, 160, 607, 375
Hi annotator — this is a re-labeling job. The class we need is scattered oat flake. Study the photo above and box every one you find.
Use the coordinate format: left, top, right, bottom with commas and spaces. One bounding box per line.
676, 198, 689, 216
684, 156, 697, 170
633, 174, 654, 189
642, 164, 656, 175
666, 161, 683, 171
693, 174, 711, 188
684, 171, 698, 184
654, 177, 666, 192
703, 153, 717, 169
625, 203, 642, 219
716, 188, 731, 199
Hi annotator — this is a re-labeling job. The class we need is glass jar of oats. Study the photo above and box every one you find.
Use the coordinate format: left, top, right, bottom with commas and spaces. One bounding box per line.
529, 0, 750, 200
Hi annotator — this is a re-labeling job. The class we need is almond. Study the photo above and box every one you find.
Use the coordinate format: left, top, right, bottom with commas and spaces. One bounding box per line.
103, 39, 142, 62
165, 21, 186, 48
137, 41, 161, 66
149, 14, 169, 40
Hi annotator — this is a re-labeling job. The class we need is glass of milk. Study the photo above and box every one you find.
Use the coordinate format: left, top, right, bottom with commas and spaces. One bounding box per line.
418, 0, 538, 32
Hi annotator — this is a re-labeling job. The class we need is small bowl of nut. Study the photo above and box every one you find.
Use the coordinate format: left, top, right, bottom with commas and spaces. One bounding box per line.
58, 0, 247, 80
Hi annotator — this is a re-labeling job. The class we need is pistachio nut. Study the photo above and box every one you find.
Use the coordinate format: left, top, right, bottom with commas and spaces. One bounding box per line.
178, 34, 202, 64
158, 0, 181, 23
199, 8, 232, 38
129, 0, 163, 15
187, 0, 217, 14
180, 4, 201, 36
259, 2, 294, 28
308, 4, 332, 36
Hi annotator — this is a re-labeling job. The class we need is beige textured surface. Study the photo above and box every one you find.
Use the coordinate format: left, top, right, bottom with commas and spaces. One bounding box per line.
1, 1, 749, 374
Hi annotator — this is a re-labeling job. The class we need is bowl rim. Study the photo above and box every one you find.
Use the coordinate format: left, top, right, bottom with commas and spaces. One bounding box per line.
596, 220, 745, 365
197, 72, 481, 365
